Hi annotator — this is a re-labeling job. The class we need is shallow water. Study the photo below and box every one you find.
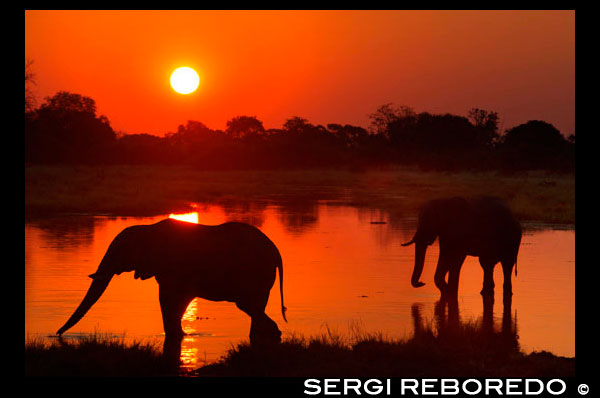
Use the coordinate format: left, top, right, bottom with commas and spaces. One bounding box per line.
25, 203, 574, 369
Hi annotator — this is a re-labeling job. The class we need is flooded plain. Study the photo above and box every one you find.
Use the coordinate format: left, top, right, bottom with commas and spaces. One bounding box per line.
25, 202, 574, 369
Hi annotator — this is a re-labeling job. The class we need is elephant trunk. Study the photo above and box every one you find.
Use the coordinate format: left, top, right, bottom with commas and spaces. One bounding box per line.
56, 274, 113, 335
410, 242, 427, 288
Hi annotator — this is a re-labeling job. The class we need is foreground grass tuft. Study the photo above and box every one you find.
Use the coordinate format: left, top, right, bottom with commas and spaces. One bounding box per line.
25, 334, 176, 377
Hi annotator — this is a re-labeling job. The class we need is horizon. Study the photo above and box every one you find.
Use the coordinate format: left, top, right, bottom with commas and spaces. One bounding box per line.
25, 10, 575, 136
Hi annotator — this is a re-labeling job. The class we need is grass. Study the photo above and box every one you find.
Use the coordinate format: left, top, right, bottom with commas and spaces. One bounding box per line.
25, 333, 177, 377
25, 165, 574, 224
193, 324, 574, 378
24, 321, 574, 377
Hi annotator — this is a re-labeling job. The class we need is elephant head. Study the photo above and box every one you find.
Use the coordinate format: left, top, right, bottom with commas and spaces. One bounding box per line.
402, 198, 467, 288
57, 225, 154, 335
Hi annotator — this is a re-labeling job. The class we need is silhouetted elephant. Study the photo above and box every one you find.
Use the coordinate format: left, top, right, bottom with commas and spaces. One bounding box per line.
57, 219, 287, 349
402, 196, 521, 302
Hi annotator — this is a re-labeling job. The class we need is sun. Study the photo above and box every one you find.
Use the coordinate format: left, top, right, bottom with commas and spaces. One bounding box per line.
170, 67, 200, 94
169, 212, 199, 224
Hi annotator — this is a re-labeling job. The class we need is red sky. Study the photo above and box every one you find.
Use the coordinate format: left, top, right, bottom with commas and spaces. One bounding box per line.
25, 10, 574, 136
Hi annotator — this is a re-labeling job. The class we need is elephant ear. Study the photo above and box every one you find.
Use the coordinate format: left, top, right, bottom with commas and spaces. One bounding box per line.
414, 200, 443, 245
133, 262, 158, 280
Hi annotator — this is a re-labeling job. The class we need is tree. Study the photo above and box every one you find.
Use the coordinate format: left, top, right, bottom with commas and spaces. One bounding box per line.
25, 91, 116, 164
116, 133, 168, 164
164, 120, 237, 168
225, 116, 265, 139
500, 120, 570, 170
368, 103, 415, 136
282, 116, 310, 133
467, 108, 500, 146
39, 91, 97, 115
502, 120, 566, 150
379, 110, 500, 170
326, 124, 369, 148
25, 59, 37, 113
468, 108, 499, 132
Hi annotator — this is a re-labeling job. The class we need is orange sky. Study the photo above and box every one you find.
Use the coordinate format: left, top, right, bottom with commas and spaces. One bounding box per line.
25, 10, 574, 136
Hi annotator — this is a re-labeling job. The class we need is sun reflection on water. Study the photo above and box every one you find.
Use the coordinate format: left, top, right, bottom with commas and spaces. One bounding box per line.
181, 299, 205, 368
180, 336, 202, 368
182, 298, 200, 323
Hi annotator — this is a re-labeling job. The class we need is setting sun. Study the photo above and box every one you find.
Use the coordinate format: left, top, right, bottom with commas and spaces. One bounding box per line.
170, 67, 199, 94
169, 212, 199, 224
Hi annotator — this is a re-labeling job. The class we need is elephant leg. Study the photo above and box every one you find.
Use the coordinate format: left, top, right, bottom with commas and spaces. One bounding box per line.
158, 284, 191, 340
158, 285, 191, 368
435, 249, 465, 300
479, 257, 497, 296
434, 256, 450, 296
236, 295, 281, 345
501, 259, 515, 302
253, 315, 281, 344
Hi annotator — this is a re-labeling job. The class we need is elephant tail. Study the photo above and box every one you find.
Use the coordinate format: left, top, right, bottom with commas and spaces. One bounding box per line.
276, 251, 288, 322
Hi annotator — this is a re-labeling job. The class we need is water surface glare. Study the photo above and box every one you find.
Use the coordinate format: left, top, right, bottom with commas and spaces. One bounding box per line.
25, 204, 574, 369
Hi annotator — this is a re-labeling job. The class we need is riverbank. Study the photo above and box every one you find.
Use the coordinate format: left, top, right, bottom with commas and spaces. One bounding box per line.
194, 325, 574, 377
25, 334, 171, 376
25, 166, 574, 224
25, 322, 574, 377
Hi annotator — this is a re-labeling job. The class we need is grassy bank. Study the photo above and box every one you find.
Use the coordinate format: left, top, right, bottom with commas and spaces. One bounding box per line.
25, 334, 174, 377
195, 320, 574, 377
25, 323, 574, 377
25, 165, 574, 224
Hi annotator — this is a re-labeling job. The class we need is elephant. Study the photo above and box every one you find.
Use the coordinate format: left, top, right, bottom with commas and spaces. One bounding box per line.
57, 218, 287, 349
402, 196, 522, 302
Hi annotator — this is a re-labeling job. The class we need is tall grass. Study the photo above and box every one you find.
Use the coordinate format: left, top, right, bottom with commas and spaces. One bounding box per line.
25, 333, 176, 377
194, 321, 574, 377
24, 320, 574, 377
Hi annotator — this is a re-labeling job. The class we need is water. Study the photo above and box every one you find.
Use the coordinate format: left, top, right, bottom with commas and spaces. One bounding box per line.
24, 203, 574, 369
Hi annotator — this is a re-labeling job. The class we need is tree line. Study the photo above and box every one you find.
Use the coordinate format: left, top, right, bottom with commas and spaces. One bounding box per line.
25, 91, 574, 172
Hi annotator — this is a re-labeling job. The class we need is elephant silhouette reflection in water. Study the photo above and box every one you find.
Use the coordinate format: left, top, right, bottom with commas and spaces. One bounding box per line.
411, 294, 518, 354
403, 196, 522, 302
57, 219, 287, 365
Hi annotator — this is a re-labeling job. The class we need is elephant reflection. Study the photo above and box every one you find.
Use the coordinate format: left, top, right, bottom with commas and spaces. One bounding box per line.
57, 219, 287, 361
403, 196, 522, 302
411, 295, 518, 354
